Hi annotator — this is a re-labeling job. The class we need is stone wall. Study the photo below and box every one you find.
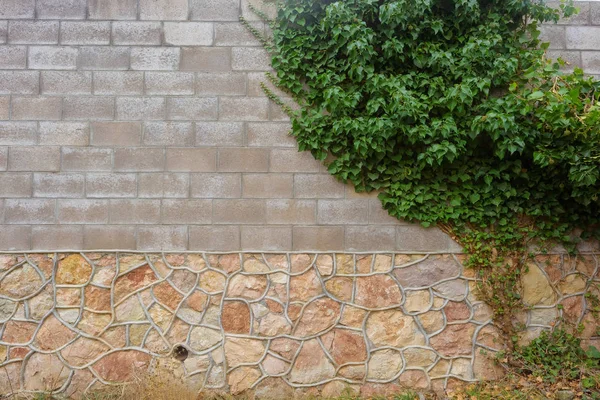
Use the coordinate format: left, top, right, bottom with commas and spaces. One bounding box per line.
0, 252, 597, 397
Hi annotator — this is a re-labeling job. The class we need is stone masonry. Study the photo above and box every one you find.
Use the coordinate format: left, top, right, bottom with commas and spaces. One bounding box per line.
0, 0, 597, 252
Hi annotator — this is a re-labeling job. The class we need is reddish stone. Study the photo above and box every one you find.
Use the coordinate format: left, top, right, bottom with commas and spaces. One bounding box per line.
398, 370, 429, 389
101, 326, 127, 348
114, 265, 158, 302
355, 275, 402, 308
290, 254, 313, 273
0, 255, 18, 271
294, 298, 341, 337
288, 304, 302, 321
85, 285, 112, 312
35, 315, 76, 351
166, 318, 190, 344
476, 325, 504, 350
62, 337, 110, 367
152, 281, 184, 310
186, 291, 208, 312
165, 254, 185, 266
562, 295, 584, 323
9, 347, 30, 359
222, 301, 251, 334
289, 269, 323, 302
56, 288, 81, 307
218, 254, 241, 273
444, 301, 471, 322
394, 255, 460, 288
315, 254, 334, 276
28, 254, 54, 279
92, 350, 151, 382
2, 321, 37, 344
356, 255, 373, 273
322, 329, 367, 364
265, 299, 283, 313
289, 339, 335, 384
430, 323, 476, 357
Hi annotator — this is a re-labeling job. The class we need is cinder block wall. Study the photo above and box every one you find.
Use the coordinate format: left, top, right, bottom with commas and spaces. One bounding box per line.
0, 0, 597, 252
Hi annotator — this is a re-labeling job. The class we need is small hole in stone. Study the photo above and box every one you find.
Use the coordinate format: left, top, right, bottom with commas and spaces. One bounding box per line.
173, 345, 189, 362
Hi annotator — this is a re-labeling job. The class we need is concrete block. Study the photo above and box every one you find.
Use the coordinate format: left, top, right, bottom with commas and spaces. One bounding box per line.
270, 149, 321, 173
0, 22, 7, 44
396, 225, 458, 252
61, 22, 111, 45
0, 173, 32, 197
218, 148, 269, 172
546, 50, 582, 70
61, 147, 112, 171
345, 225, 396, 251
138, 173, 189, 198
190, 0, 240, 21
161, 199, 212, 224
37, 0, 87, 19
94, 71, 144, 95
91, 122, 141, 146
140, 0, 188, 20
0, 225, 31, 251
57, 199, 109, 224
88, 0, 138, 20
109, 199, 161, 224
112, 22, 162, 45
190, 173, 241, 198
266, 199, 316, 224
294, 174, 345, 199
63, 97, 115, 120
29, 46, 78, 70
9, 146, 60, 172
317, 199, 369, 225
242, 174, 293, 198
0, 122, 37, 145
582, 51, 600, 73
86, 173, 137, 198
548, 1, 591, 25
181, 47, 231, 72
214, 22, 263, 46
0, 147, 6, 170
12, 96, 62, 121
241, 226, 292, 250
0, 71, 39, 94
39, 122, 90, 146
213, 199, 266, 224
219, 97, 269, 121
145, 72, 195, 95
166, 148, 217, 172
33, 173, 85, 198
232, 47, 272, 71
0, 0, 35, 19
138, 226, 188, 251
0, 46, 26, 69
80, 47, 130, 70
0, 97, 8, 120
592, 2, 600, 25
197, 72, 246, 96
143, 122, 194, 146
247, 122, 295, 147
195, 122, 244, 146
566, 27, 600, 50
189, 225, 240, 251
292, 226, 344, 251
42, 71, 92, 95
5, 199, 56, 224
114, 148, 165, 171
116, 97, 166, 120
131, 48, 180, 70
8, 21, 59, 44
84, 225, 136, 250
168, 98, 218, 121
164, 22, 213, 46
32, 226, 84, 250
539, 25, 566, 49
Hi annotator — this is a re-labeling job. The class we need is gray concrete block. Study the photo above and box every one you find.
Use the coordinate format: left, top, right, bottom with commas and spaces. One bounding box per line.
0, 173, 32, 197
219, 97, 269, 121
167, 98, 218, 120
181, 47, 231, 72
196, 72, 246, 96
0, 0, 35, 19
294, 174, 345, 199
138, 173, 189, 198
190, 173, 241, 198
242, 173, 293, 198
232, 47, 272, 71
190, 0, 240, 21
539, 25, 566, 50
61, 22, 111, 45
270, 149, 321, 173
161, 199, 212, 224
0, 71, 39, 94
145, 72, 195, 95
345, 225, 396, 251
0, 147, 6, 171
28, 46, 78, 70
57, 199, 109, 224
266, 199, 316, 224
91, 122, 141, 146
86, 173, 137, 198
80, 47, 130, 70
109, 199, 161, 224
317, 199, 369, 225
143, 122, 194, 146
33, 173, 85, 198
84, 225, 136, 249
164, 22, 214, 46
0, 122, 37, 145
241, 226, 292, 250
140, 0, 189, 20
189, 225, 240, 251
114, 148, 165, 171
116, 97, 166, 120
8, 21, 59, 44
63, 97, 115, 120
217, 148, 269, 172
213, 199, 266, 224
0, 46, 26, 69
247, 122, 295, 147
292, 226, 344, 251
582, 51, 600, 73
32, 226, 84, 250
39, 122, 90, 146
566, 26, 600, 50
61, 147, 113, 171
42, 71, 92, 95
0, 225, 31, 251
166, 148, 217, 172
0, 22, 7, 44
214, 22, 263, 46
9, 146, 61, 172
195, 122, 244, 146
94, 71, 144, 95
0, 97, 8, 120
12, 97, 62, 121
5, 199, 56, 224
88, 0, 138, 20
37, 0, 87, 19
137, 226, 188, 251
112, 22, 162, 45
131, 47, 180, 70
396, 225, 458, 252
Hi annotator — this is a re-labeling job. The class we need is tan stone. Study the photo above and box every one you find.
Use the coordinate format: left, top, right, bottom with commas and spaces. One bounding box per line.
472, 302, 494, 322
254, 377, 295, 399
265, 254, 289, 271
403, 347, 437, 368
85, 285, 112, 312
477, 325, 504, 350
35, 315, 76, 350
129, 324, 150, 347
322, 381, 359, 397
322, 328, 367, 364
166, 318, 190, 344
115, 295, 145, 322
243, 256, 270, 272
430, 323, 476, 357
152, 281, 184, 310
473, 349, 505, 380
269, 338, 300, 360
92, 350, 151, 382
398, 370, 429, 389
28, 285, 54, 320
57, 255, 92, 285
558, 274, 587, 295
339, 365, 366, 380
289, 339, 335, 384
214, 254, 241, 273
367, 349, 403, 380
101, 325, 127, 348
360, 383, 405, 398
189, 326, 222, 351
325, 277, 353, 302
0, 255, 18, 271
340, 305, 367, 328
429, 358, 451, 378
184, 354, 211, 373
265, 299, 284, 313
261, 354, 289, 375
119, 254, 146, 271
258, 313, 292, 336
374, 254, 393, 272
433, 279, 467, 300
56, 288, 81, 307
24, 353, 70, 391
403, 290, 432, 313
114, 265, 159, 303
316, 254, 334, 276
143, 328, 169, 353
185, 290, 208, 312
223, 301, 251, 334
0, 299, 15, 323
92, 265, 117, 286
450, 358, 472, 379
199, 270, 226, 293
10, 346, 29, 359
64, 368, 95, 399
229, 366, 262, 395
294, 298, 341, 337
530, 307, 558, 326
290, 253, 312, 272
575, 255, 596, 278
522, 262, 557, 306
62, 337, 110, 367
227, 274, 268, 300
518, 327, 545, 346
289, 269, 323, 301
366, 309, 426, 347
0, 263, 43, 299
355, 274, 402, 308
335, 254, 355, 274
356, 255, 373, 273
148, 303, 172, 332
2, 320, 37, 344
225, 337, 266, 368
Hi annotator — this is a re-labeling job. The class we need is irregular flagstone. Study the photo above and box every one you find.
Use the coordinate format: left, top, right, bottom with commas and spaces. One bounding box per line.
403, 290, 432, 313
322, 328, 367, 364
0, 263, 44, 298
114, 265, 159, 303
227, 274, 268, 300
316, 254, 334, 276
294, 298, 341, 337
189, 326, 222, 351
199, 270, 227, 293
225, 337, 266, 368
366, 309, 426, 347
261, 354, 289, 375
522, 262, 557, 306
228, 366, 262, 395
84, 285, 111, 312
77, 311, 111, 336
394, 255, 460, 288
57, 255, 92, 285
398, 370, 429, 389
152, 281, 184, 311
429, 323, 476, 357
289, 339, 336, 384
355, 274, 402, 308
257, 313, 292, 336
0, 298, 17, 322
222, 300, 251, 334
34, 315, 76, 350
324, 277, 353, 302
61, 337, 110, 367
24, 353, 71, 391
28, 285, 54, 320
367, 348, 403, 380
269, 338, 301, 360
92, 350, 151, 382
2, 320, 38, 344
289, 269, 323, 302
403, 347, 437, 368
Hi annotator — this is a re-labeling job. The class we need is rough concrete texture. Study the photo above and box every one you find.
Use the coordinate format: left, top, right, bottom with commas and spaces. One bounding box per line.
0, 252, 597, 397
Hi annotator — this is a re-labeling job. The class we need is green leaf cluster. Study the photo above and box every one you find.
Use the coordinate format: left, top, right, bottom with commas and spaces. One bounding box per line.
262, 0, 600, 241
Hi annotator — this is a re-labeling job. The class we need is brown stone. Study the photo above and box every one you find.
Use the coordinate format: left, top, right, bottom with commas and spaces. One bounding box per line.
57, 254, 92, 285
92, 265, 117, 286
0, 263, 43, 299
9, 346, 29, 359
366, 309, 426, 347
367, 348, 403, 380
129, 324, 150, 347
114, 265, 159, 303
170, 269, 198, 293
254, 377, 295, 399
28, 254, 54, 279
289, 339, 335, 384
355, 274, 402, 308
269, 338, 300, 360
394, 255, 460, 288
265, 299, 284, 313
119, 254, 146, 271
477, 325, 504, 350
24, 353, 70, 391
339, 365, 366, 380
225, 337, 266, 368
258, 313, 292, 336
360, 383, 405, 398
185, 290, 208, 312
222, 301, 251, 334
558, 274, 587, 295
325, 277, 353, 302
62, 337, 110, 367
78, 311, 111, 335
85, 285, 112, 312
562, 295, 584, 323
289, 269, 323, 301
152, 281, 184, 310
398, 370, 429, 389
403, 347, 437, 368
56, 288, 81, 307
101, 326, 127, 348
340, 305, 367, 328
0, 255, 18, 271
322, 329, 367, 364
336, 254, 355, 274
92, 350, 151, 382
215, 253, 241, 273
229, 366, 262, 395
227, 274, 268, 300
445, 301, 471, 321
2, 320, 37, 344
356, 255, 373, 273
430, 323, 476, 357
64, 369, 95, 399
290, 253, 312, 272
35, 315, 76, 350
473, 349, 505, 380
294, 298, 341, 337
373, 254, 393, 272
28, 285, 54, 320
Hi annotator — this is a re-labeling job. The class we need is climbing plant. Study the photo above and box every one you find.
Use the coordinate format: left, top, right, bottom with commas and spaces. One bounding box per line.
242, 0, 600, 341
